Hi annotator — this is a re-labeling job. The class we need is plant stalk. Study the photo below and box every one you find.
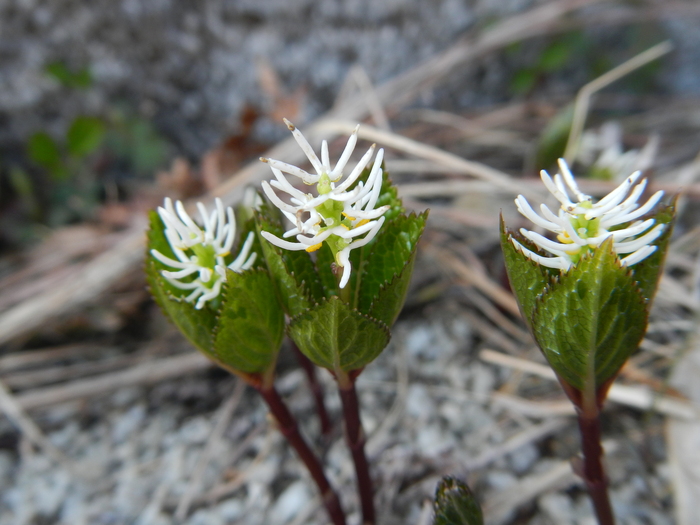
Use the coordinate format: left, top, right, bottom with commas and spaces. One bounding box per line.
292, 343, 333, 437
339, 380, 375, 525
257, 385, 347, 525
576, 408, 615, 525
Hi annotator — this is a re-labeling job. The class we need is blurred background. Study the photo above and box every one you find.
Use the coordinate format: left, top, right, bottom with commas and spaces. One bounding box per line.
1, 0, 699, 524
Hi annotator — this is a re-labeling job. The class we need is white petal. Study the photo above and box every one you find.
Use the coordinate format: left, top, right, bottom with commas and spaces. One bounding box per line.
620, 245, 657, 266
613, 224, 664, 253
284, 118, 324, 176
511, 238, 572, 270
265, 158, 318, 184
601, 190, 664, 228
557, 158, 588, 202
334, 144, 376, 193
515, 195, 560, 231
261, 231, 309, 251
331, 125, 359, 180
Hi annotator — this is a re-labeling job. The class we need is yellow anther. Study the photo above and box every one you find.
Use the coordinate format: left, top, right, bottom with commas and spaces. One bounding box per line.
355, 219, 370, 228
342, 212, 356, 221
305, 243, 323, 253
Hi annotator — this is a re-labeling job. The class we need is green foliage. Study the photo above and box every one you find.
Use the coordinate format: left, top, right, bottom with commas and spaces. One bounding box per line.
146, 211, 284, 376
67, 117, 105, 158
145, 211, 217, 357
214, 269, 285, 374
27, 132, 65, 179
358, 211, 428, 324
432, 477, 484, 525
104, 110, 170, 175
44, 61, 92, 89
531, 238, 648, 391
630, 198, 677, 301
500, 217, 557, 330
254, 200, 324, 316
288, 297, 390, 374
251, 160, 425, 374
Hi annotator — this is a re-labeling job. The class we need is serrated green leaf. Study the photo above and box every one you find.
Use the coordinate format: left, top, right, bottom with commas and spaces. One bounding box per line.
630, 197, 677, 302
500, 217, 556, 329
531, 238, 648, 391
28, 132, 62, 171
254, 203, 324, 316
67, 116, 105, 157
145, 211, 217, 356
315, 242, 340, 298
432, 477, 484, 525
213, 269, 284, 374
356, 211, 427, 325
288, 297, 390, 374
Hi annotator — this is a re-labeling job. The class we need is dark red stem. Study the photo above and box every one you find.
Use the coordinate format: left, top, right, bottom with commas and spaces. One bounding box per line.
292, 343, 333, 437
576, 410, 616, 525
339, 381, 375, 525
257, 385, 347, 525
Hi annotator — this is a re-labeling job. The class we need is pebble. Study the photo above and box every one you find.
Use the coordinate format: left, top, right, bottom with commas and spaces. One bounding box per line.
269, 481, 311, 523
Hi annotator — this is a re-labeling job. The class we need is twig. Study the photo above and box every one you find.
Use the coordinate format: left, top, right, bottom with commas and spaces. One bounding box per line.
0, 378, 76, 474
480, 349, 700, 419
14, 352, 212, 411
175, 379, 246, 520
563, 41, 674, 162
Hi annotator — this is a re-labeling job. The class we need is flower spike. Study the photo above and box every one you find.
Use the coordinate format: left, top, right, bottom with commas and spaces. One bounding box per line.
513, 159, 663, 270
151, 198, 257, 309
260, 120, 389, 288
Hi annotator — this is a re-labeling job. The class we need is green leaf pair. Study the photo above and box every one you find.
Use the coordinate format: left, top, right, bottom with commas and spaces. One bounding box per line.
146, 211, 285, 380
501, 201, 675, 396
255, 169, 427, 377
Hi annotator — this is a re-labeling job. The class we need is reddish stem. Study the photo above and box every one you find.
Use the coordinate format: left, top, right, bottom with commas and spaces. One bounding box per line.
339, 381, 375, 525
256, 385, 346, 525
576, 409, 616, 525
292, 343, 333, 437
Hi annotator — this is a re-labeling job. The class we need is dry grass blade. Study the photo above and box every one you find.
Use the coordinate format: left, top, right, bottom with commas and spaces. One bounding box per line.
14, 352, 212, 411
480, 349, 700, 420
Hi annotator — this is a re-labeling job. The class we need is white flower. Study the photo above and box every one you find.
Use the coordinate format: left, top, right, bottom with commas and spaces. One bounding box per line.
151, 197, 257, 309
577, 122, 659, 182
512, 158, 664, 271
260, 119, 389, 288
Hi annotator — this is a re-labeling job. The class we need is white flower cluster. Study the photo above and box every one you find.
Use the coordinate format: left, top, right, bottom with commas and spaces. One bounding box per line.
577, 121, 659, 182
512, 159, 664, 271
151, 198, 257, 309
260, 119, 389, 288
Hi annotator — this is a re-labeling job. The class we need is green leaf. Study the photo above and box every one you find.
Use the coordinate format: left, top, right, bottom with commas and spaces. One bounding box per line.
531, 238, 648, 391
27, 132, 62, 171
499, 217, 556, 329
358, 211, 428, 323
213, 269, 285, 374
254, 201, 324, 316
539, 41, 572, 72
315, 242, 339, 298
288, 297, 390, 374
67, 116, 105, 157
511, 69, 537, 95
145, 211, 217, 356
432, 477, 484, 525
45, 62, 92, 88
630, 197, 677, 302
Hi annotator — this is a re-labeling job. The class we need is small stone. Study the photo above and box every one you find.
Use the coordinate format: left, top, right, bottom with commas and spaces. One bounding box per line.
538, 492, 574, 525
269, 481, 311, 523
508, 443, 539, 474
